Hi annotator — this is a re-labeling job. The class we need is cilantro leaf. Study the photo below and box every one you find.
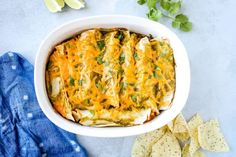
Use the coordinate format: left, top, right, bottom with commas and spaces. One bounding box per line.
160, 0, 170, 11
160, 0, 181, 14
180, 22, 192, 32
172, 20, 181, 28
175, 14, 189, 23
147, 8, 163, 21
173, 14, 192, 31
137, 0, 146, 5
168, 1, 181, 15
138, 0, 192, 32
147, 0, 158, 9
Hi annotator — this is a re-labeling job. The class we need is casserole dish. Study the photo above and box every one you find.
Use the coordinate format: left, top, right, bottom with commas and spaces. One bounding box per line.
34, 15, 190, 137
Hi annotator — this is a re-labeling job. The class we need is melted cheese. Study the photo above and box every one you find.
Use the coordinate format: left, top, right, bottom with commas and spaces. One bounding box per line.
46, 28, 176, 126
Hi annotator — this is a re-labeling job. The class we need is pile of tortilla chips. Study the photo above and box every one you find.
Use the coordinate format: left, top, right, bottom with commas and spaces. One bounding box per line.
132, 113, 229, 157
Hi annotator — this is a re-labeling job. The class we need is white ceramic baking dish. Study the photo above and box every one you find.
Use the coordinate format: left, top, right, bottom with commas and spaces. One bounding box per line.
34, 15, 190, 137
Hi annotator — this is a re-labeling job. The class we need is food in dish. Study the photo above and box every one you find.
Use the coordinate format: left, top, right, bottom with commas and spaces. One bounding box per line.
45, 28, 176, 126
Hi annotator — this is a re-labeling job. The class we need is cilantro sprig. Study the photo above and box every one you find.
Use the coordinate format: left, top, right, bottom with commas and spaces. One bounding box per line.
137, 0, 192, 32
172, 14, 192, 32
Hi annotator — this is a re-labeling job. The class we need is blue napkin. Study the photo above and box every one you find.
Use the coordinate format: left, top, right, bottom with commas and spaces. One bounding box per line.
0, 52, 88, 157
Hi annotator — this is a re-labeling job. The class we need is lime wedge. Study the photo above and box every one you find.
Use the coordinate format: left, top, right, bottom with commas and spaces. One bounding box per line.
44, 0, 65, 13
64, 0, 85, 9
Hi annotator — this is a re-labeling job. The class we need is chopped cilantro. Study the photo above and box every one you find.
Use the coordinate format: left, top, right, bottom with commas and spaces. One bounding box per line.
97, 40, 105, 50
134, 53, 139, 61
121, 82, 127, 90
117, 31, 124, 42
96, 53, 104, 64
153, 71, 158, 78
69, 76, 75, 86
46, 61, 53, 69
95, 82, 103, 91
154, 64, 161, 70
84, 99, 90, 105
119, 53, 125, 64
120, 82, 127, 94
131, 95, 138, 102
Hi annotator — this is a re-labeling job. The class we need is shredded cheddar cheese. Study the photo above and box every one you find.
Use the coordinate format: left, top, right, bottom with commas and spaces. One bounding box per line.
46, 28, 176, 126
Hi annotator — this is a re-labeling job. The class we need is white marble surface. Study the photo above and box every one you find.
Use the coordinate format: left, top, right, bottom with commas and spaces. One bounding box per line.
1, 0, 236, 156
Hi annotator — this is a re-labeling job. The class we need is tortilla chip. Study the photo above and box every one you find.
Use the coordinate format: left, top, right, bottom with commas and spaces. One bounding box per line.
189, 137, 200, 156
198, 119, 229, 152
131, 126, 167, 157
173, 113, 189, 133
182, 144, 190, 157
182, 144, 207, 157
167, 120, 174, 132
188, 114, 204, 135
193, 151, 207, 157
151, 131, 181, 157
174, 132, 190, 141
169, 113, 190, 141
188, 114, 204, 155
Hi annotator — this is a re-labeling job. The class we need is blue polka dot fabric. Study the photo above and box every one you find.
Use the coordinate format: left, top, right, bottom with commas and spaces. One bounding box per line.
0, 52, 88, 157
